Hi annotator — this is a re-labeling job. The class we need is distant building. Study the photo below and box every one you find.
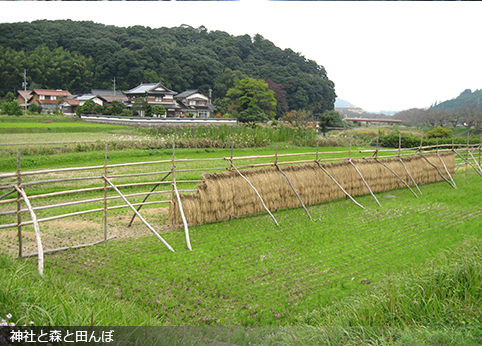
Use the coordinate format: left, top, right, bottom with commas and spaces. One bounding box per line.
124, 82, 215, 118
175, 89, 215, 118
29, 89, 72, 113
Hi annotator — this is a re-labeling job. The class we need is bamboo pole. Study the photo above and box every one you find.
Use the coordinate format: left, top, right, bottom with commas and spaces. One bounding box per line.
0, 200, 172, 230
465, 133, 469, 177
16, 153, 22, 258
0, 180, 201, 205
315, 161, 365, 209
375, 159, 419, 198
419, 153, 456, 189
173, 181, 192, 250
275, 163, 313, 220
468, 151, 482, 175
453, 150, 482, 177
128, 170, 172, 227
22, 236, 117, 258
437, 152, 457, 188
104, 144, 108, 243
398, 157, 423, 196
349, 159, 381, 207
14, 185, 43, 276
171, 141, 192, 251
102, 176, 175, 252
0, 189, 16, 200
231, 163, 279, 226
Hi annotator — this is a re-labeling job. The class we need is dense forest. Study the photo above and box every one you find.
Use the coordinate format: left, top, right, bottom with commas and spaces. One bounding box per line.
432, 89, 482, 111
0, 20, 336, 116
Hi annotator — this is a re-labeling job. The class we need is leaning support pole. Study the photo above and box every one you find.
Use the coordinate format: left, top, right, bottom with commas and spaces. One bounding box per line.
275, 163, 313, 221
14, 185, 44, 276
102, 176, 175, 252
170, 140, 192, 250
468, 150, 482, 175
172, 181, 192, 251
436, 152, 457, 188
453, 150, 482, 177
375, 159, 419, 198
419, 153, 456, 189
398, 157, 423, 196
231, 163, 279, 226
349, 159, 381, 207
128, 170, 172, 227
315, 161, 365, 209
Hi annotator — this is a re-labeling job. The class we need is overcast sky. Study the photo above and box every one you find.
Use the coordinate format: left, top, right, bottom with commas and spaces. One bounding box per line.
1, 1, 481, 113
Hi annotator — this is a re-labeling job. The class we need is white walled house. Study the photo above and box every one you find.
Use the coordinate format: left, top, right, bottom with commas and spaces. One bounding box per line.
175, 89, 216, 118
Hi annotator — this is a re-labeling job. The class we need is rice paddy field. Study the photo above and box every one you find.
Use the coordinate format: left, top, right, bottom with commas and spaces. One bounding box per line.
1, 115, 482, 345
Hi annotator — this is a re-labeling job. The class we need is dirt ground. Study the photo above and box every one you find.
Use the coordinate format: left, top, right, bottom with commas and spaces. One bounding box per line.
0, 207, 170, 258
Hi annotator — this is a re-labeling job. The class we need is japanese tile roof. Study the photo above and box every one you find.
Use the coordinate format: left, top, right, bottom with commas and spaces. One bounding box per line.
17, 90, 32, 100
33, 89, 72, 97
175, 89, 201, 99
125, 82, 177, 95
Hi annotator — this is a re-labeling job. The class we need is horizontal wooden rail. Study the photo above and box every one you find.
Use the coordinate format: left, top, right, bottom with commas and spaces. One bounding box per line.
0, 180, 201, 205
0, 199, 172, 230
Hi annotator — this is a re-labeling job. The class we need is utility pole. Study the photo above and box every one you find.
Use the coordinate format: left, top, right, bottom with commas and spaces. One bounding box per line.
112, 77, 116, 97
22, 70, 28, 115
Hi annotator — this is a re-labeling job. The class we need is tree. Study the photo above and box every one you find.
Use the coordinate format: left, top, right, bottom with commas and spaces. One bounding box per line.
132, 98, 151, 117
28, 103, 42, 114
226, 78, 276, 123
265, 79, 288, 119
80, 100, 96, 114
318, 110, 343, 136
0, 99, 22, 116
151, 105, 166, 117
457, 104, 482, 129
281, 109, 312, 127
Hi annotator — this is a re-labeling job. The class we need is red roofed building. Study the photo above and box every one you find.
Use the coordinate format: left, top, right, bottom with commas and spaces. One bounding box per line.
30, 89, 72, 113
16, 90, 33, 108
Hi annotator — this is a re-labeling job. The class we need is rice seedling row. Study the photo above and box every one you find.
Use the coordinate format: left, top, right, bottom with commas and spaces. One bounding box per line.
16, 172, 477, 326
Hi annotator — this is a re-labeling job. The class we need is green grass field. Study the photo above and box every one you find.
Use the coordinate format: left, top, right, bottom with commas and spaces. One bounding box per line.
4, 172, 480, 327
1, 115, 481, 345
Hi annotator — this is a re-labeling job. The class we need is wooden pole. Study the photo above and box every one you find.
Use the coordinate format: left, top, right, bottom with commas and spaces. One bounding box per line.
22, 236, 117, 258
1, 189, 16, 200
173, 181, 192, 251
103, 144, 108, 243
103, 176, 175, 252
315, 161, 364, 209
398, 157, 423, 196
14, 185, 43, 276
275, 163, 313, 220
349, 159, 381, 207
466, 132, 469, 177
453, 150, 482, 177
171, 136, 192, 250
127, 170, 172, 227
419, 153, 456, 188
349, 137, 352, 160
316, 140, 319, 161
468, 151, 482, 175
437, 152, 457, 188
375, 159, 419, 198
16, 153, 22, 258
230, 163, 279, 226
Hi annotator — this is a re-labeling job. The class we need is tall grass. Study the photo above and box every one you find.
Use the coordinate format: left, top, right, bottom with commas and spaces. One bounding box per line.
0, 253, 159, 326
295, 237, 482, 345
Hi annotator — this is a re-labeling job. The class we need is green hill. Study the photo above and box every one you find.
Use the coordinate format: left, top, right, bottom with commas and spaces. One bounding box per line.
0, 20, 336, 115
433, 89, 482, 111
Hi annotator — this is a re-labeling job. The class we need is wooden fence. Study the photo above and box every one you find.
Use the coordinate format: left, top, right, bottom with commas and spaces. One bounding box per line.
0, 137, 481, 275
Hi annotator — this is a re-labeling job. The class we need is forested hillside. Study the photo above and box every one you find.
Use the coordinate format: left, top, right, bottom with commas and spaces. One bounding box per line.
432, 89, 482, 111
0, 20, 336, 115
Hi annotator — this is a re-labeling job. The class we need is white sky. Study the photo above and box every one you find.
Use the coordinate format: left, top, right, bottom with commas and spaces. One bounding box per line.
1, 1, 481, 113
